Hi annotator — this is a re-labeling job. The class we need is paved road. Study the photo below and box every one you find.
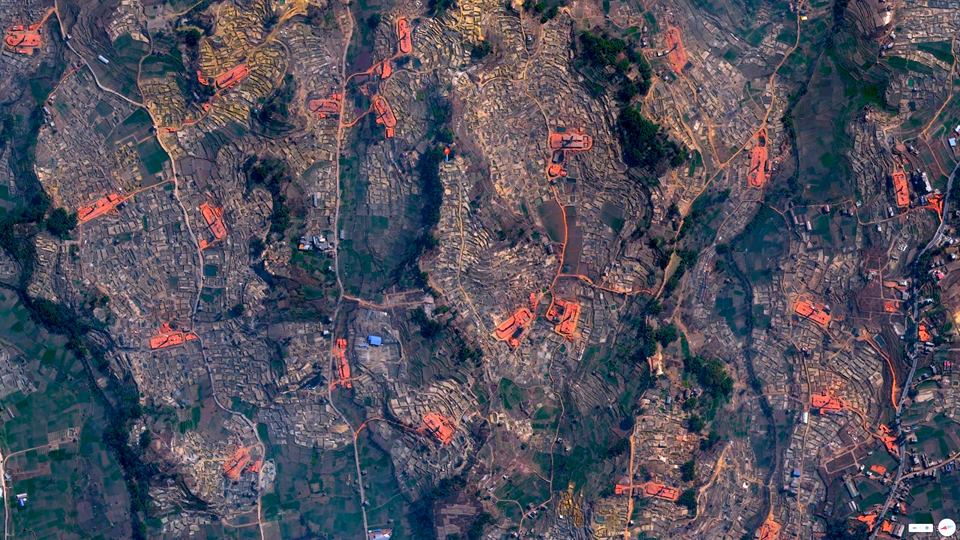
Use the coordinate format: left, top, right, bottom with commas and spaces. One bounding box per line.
871, 161, 960, 538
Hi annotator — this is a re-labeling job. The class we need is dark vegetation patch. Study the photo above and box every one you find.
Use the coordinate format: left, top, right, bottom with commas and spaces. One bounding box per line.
138, 32, 185, 80
727, 205, 787, 282
137, 138, 170, 175
581, 305, 656, 408
916, 41, 955, 65
522, 0, 565, 22
0, 62, 64, 282
662, 249, 698, 297
781, 0, 894, 204
14, 285, 164, 539
242, 155, 293, 237
470, 39, 492, 60
403, 304, 483, 385
389, 92, 451, 288
428, 0, 456, 16
253, 74, 299, 135
99, 33, 150, 100
525, 299, 661, 497
884, 55, 936, 74
0, 16, 216, 540
678, 488, 697, 514
411, 307, 443, 339
823, 518, 868, 539
683, 353, 733, 424
575, 30, 652, 103
618, 105, 685, 180
45, 208, 78, 239
173, 23, 216, 106
406, 468, 470, 538
679, 188, 729, 244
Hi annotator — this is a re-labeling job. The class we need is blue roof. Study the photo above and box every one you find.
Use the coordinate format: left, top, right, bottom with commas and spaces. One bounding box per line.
367, 335, 383, 346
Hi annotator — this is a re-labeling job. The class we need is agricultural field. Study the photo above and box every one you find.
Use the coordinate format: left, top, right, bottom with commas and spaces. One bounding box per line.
258, 439, 416, 538
0, 291, 130, 539
136, 137, 170, 175
93, 33, 150, 101
729, 205, 787, 283
907, 474, 960, 528
912, 414, 960, 462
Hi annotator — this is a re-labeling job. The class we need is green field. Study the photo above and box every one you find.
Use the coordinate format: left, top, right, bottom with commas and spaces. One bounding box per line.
139, 49, 186, 79
0, 291, 130, 538
499, 378, 526, 410
731, 205, 786, 282
917, 41, 955, 65
908, 476, 960, 528
95, 33, 151, 100
109, 109, 155, 148
258, 435, 418, 538
885, 55, 937, 75
913, 414, 960, 461
137, 138, 170, 175
531, 405, 561, 431
600, 201, 625, 234
714, 292, 750, 337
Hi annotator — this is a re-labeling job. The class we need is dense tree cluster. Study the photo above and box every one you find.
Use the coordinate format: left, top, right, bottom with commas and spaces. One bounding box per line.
417, 147, 445, 232
662, 248, 699, 296
684, 354, 734, 407
0, 98, 59, 286
617, 105, 684, 172
0, 39, 161, 539
391, 92, 452, 288
824, 519, 868, 539
425, 95, 454, 145
574, 30, 684, 179
678, 488, 698, 513
428, 0, 455, 16
655, 323, 679, 346
411, 307, 443, 339
45, 207, 78, 239
466, 512, 494, 540
175, 25, 215, 104
524, 0, 563, 22
699, 430, 721, 451
470, 39, 492, 60
253, 74, 298, 135
407, 473, 468, 538
242, 155, 292, 236
577, 31, 652, 101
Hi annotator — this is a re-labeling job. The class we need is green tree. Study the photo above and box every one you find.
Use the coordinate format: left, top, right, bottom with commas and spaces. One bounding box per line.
684, 355, 733, 399
45, 207, 78, 239
700, 430, 721, 451
242, 156, 292, 236
429, 0, 455, 16
470, 40, 492, 60
656, 323, 678, 346
618, 105, 683, 170
677, 488, 697, 513
579, 31, 626, 67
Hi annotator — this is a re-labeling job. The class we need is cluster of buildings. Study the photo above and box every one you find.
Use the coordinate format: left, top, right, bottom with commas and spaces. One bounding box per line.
7, 0, 960, 534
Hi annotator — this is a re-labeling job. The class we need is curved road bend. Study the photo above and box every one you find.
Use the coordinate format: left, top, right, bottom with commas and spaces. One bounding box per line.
871, 161, 960, 538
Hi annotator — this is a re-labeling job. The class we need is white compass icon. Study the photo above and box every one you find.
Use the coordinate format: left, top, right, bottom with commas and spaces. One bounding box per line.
939, 518, 957, 537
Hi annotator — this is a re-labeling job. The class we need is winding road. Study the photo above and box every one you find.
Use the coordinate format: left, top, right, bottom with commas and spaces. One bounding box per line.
870, 161, 960, 539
